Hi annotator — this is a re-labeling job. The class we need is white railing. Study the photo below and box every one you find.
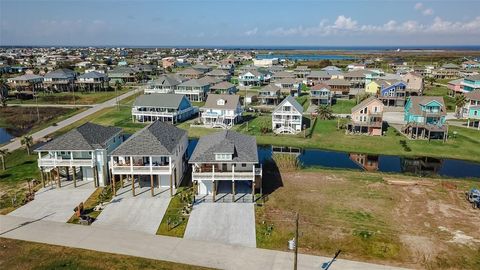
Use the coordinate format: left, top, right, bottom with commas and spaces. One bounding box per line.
111, 164, 172, 175
38, 158, 94, 167
192, 171, 255, 180
144, 88, 174, 94
274, 126, 297, 134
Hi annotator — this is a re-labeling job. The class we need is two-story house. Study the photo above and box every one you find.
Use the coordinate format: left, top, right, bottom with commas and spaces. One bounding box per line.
463, 90, 480, 129
177, 68, 204, 79
310, 83, 333, 106
43, 68, 76, 92
175, 78, 210, 101
293, 66, 311, 78
326, 78, 351, 97
461, 75, 480, 92
272, 95, 304, 134
273, 78, 301, 96
402, 72, 424, 95
76, 71, 109, 92
210, 81, 237, 94
346, 96, 384, 136
109, 121, 188, 197
189, 130, 262, 202
404, 96, 448, 141
258, 84, 282, 106
144, 74, 185, 94
205, 69, 231, 81
238, 70, 268, 87
200, 94, 243, 129
35, 122, 123, 188
108, 66, 138, 84
132, 93, 197, 124
7, 74, 44, 92
377, 80, 407, 107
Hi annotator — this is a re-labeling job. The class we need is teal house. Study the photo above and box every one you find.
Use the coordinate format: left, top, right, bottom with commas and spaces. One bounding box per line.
461, 75, 480, 92
403, 96, 448, 141
464, 90, 480, 129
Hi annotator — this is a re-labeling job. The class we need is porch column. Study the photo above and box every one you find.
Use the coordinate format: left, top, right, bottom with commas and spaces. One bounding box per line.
467, 118, 470, 128
93, 166, 98, 188
66, 167, 70, 181
56, 167, 61, 188
170, 174, 173, 197
112, 173, 116, 196
150, 174, 154, 197
131, 174, 135, 196
212, 180, 216, 202
232, 164, 235, 202
40, 168, 45, 188
73, 166, 77, 188
121, 174, 124, 188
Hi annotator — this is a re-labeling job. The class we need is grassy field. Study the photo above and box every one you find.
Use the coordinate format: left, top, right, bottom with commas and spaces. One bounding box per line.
295, 94, 310, 111
257, 167, 480, 269
0, 238, 210, 270
157, 187, 194, 237
332, 99, 356, 114
8, 88, 130, 105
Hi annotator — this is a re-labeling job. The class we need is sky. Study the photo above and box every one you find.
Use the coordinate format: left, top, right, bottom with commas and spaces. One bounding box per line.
1, 0, 480, 47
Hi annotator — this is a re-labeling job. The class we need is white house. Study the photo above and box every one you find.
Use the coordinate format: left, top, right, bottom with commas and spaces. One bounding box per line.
238, 70, 268, 87
201, 94, 243, 129
132, 93, 198, 124
109, 121, 188, 197
253, 58, 278, 67
272, 95, 304, 134
189, 130, 262, 203
35, 123, 124, 188
144, 74, 185, 94
175, 78, 210, 101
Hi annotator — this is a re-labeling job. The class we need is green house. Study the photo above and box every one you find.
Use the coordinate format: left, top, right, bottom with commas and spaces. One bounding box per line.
403, 96, 447, 141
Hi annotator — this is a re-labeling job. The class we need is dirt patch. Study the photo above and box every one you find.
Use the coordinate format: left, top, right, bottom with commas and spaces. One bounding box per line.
400, 234, 437, 261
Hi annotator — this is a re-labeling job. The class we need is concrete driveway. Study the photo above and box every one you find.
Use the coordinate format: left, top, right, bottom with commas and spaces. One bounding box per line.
8, 180, 96, 223
92, 184, 171, 234
184, 203, 256, 248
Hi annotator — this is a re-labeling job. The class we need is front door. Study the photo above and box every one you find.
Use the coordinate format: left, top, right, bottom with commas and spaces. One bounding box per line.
222, 163, 227, 172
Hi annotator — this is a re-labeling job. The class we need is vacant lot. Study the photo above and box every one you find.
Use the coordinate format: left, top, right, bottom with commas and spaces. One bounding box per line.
8, 88, 129, 105
256, 169, 480, 269
0, 238, 210, 270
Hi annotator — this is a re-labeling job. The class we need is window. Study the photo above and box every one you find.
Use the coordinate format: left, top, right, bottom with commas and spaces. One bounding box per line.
241, 163, 246, 167
217, 99, 225, 106
215, 154, 232, 161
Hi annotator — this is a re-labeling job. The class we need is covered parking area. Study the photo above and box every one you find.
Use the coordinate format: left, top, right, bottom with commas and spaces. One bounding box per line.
196, 179, 254, 203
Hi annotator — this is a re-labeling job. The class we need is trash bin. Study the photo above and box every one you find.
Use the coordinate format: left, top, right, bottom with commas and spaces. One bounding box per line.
288, 238, 296, 250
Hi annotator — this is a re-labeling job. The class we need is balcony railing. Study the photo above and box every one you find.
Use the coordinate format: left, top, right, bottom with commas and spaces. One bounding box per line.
110, 162, 173, 175
38, 158, 94, 167
192, 166, 262, 180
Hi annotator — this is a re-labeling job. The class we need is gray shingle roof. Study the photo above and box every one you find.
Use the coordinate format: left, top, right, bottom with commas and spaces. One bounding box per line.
203, 94, 240, 110
111, 121, 187, 156
178, 79, 209, 87
35, 122, 121, 151
150, 75, 182, 87
211, 81, 235, 90
133, 93, 188, 108
189, 130, 258, 163
44, 69, 76, 79
78, 71, 107, 79
275, 95, 304, 114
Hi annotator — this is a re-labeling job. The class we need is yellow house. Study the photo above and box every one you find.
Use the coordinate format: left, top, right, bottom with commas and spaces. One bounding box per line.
365, 81, 381, 94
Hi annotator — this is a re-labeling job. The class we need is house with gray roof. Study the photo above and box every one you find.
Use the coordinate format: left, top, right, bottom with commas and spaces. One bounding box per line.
109, 121, 188, 196
201, 94, 243, 129
273, 77, 302, 96
189, 130, 262, 202
35, 122, 123, 188
205, 69, 231, 81
43, 68, 76, 91
144, 74, 185, 94
175, 78, 210, 101
7, 74, 44, 92
258, 84, 282, 106
238, 69, 269, 87
272, 95, 304, 134
210, 81, 237, 94
76, 71, 109, 91
132, 93, 198, 124
108, 66, 138, 83
177, 68, 204, 79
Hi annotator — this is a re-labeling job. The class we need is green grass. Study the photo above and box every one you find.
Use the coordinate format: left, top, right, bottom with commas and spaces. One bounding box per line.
331, 99, 356, 114
0, 238, 211, 270
295, 94, 309, 111
156, 187, 194, 237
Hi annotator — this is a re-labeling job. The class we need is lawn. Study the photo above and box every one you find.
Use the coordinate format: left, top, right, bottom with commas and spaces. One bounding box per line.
257, 168, 480, 269
295, 94, 309, 111
0, 238, 211, 270
331, 99, 356, 114
156, 187, 194, 237
8, 88, 130, 105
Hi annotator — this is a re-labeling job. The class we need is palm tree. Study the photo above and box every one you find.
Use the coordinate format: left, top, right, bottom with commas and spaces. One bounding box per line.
315, 105, 333, 120
0, 149, 8, 170
426, 76, 436, 86
21, 135, 33, 155
454, 94, 467, 118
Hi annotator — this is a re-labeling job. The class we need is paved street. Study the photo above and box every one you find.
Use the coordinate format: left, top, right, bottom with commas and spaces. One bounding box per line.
8, 180, 96, 223
185, 203, 256, 247
1, 87, 140, 152
0, 215, 410, 270
93, 183, 171, 234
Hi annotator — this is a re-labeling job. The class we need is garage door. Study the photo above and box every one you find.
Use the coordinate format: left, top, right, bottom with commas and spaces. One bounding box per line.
199, 180, 213, 195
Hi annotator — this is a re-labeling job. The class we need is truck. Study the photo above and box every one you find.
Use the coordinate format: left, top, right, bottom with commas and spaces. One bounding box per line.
466, 189, 480, 209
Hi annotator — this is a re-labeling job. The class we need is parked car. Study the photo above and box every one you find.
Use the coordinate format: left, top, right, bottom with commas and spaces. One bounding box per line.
466, 189, 480, 209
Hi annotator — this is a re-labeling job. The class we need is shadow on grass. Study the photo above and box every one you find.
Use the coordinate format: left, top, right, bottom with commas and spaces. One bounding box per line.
399, 140, 412, 152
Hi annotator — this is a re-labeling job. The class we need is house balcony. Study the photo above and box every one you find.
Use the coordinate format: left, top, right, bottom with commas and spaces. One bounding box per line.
192, 165, 262, 181
110, 161, 174, 175
143, 87, 174, 94
38, 157, 94, 168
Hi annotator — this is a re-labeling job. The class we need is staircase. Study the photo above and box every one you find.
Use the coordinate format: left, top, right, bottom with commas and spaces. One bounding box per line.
274, 126, 296, 134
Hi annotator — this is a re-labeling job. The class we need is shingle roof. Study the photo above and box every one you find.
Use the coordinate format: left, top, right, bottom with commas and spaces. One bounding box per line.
272, 71, 295, 78
465, 90, 480, 101
206, 69, 229, 76
211, 81, 235, 90
310, 83, 332, 91
260, 84, 281, 93
326, 78, 350, 86
178, 68, 203, 75
307, 71, 332, 79
10, 74, 43, 81
203, 94, 240, 110
198, 76, 222, 85
351, 96, 382, 113
110, 121, 186, 156
35, 122, 121, 151
44, 68, 76, 79
189, 130, 258, 163
408, 96, 446, 116
150, 75, 182, 87
178, 79, 209, 87
465, 74, 480, 81
133, 93, 188, 109
78, 71, 107, 79
275, 95, 304, 114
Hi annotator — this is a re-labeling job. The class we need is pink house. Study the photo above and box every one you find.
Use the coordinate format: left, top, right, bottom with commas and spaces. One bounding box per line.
447, 78, 464, 95
346, 96, 384, 136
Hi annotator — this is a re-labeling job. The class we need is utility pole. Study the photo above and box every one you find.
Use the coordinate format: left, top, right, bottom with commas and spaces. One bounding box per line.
323, 250, 342, 270
294, 212, 299, 270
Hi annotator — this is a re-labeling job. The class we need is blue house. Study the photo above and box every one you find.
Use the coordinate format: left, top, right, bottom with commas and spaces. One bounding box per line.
404, 96, 448, 141
464, 90, 480, 129
377, 80, 407, 107
461, 74, 480, 92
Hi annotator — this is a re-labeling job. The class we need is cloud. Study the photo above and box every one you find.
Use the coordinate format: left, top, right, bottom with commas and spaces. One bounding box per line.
244, 27, 258, 36
415, 2, 434, 16
265, 15, 480, 37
